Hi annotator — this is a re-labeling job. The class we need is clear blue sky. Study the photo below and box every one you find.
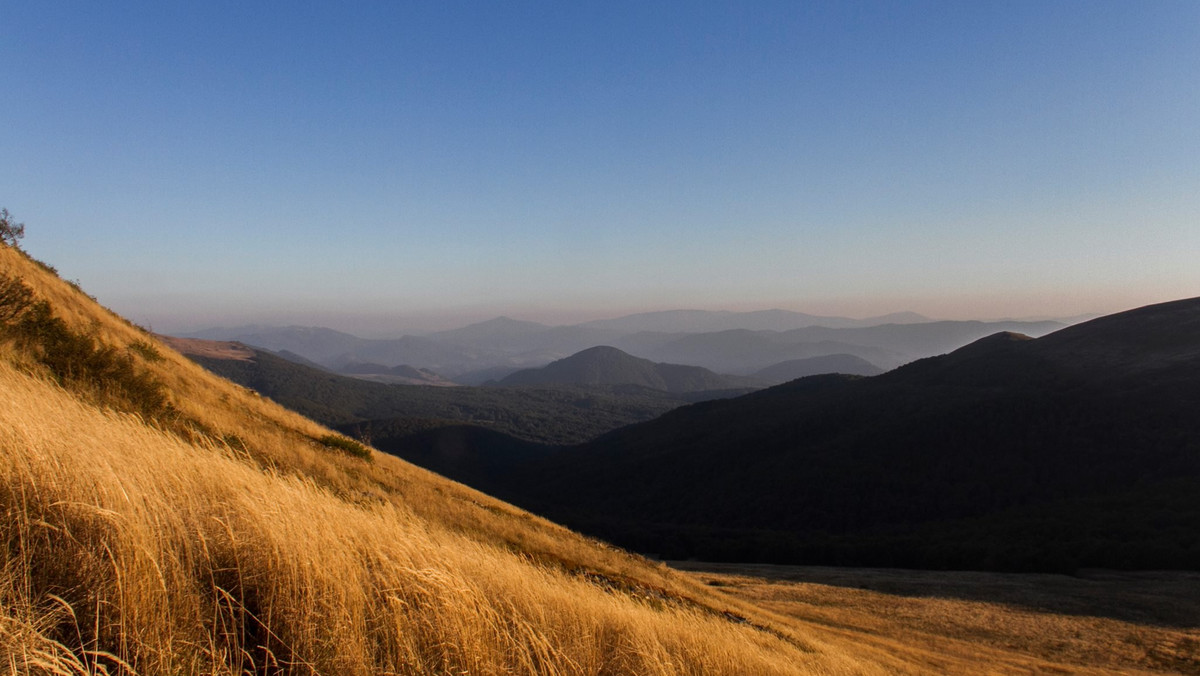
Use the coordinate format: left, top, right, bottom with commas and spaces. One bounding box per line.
2, 1, 1198, 334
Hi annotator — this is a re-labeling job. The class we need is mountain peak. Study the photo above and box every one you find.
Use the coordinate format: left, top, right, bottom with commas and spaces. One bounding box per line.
499, 345, 759, 393
567, 344, 636, 360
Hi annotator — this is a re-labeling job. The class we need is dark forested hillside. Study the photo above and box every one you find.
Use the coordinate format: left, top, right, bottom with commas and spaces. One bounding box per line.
498, 345, 762, 392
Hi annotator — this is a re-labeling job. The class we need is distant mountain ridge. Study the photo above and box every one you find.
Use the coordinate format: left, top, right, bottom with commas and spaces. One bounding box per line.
186, 324, 509, 375
577, 308, 932, 333
498, 346, 762, 393
615, 320, 1065, 373
185, 310, 1068, 378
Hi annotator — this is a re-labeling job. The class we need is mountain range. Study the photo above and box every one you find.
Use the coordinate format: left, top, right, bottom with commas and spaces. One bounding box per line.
575, 308, 933, 333
187, 311, 1065, 379
365, 297, 1200, 573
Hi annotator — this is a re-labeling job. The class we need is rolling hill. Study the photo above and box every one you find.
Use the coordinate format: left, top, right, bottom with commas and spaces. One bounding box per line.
186, 324, 509, 375
498, 345, 763, 393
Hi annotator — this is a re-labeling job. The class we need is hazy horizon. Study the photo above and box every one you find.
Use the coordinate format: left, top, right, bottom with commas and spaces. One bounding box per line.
152, 301, 1101, 341
4, 2, 1197, 335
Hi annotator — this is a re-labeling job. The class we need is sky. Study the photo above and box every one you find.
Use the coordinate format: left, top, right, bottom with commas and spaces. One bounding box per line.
2, 1, 1198, 336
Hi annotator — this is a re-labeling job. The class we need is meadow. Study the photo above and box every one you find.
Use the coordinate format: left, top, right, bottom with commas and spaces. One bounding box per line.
676, 562, 1200, 675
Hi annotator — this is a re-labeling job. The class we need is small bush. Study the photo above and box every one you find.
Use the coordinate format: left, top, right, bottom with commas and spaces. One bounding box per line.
0, 274, 34, 323
316, 434, 372, 460
129, 340, 164, 362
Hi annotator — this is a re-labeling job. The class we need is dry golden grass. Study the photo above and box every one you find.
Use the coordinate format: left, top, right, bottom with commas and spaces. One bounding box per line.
675, 562, 1200, 675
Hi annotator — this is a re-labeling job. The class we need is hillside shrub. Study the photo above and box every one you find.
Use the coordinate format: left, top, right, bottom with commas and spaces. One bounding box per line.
316, 433, 372, 460
129, 339, 164, 362
0, 273, 34, 323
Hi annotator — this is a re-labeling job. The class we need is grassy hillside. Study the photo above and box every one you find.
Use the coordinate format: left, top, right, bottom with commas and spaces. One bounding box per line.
0, 243, 896, 675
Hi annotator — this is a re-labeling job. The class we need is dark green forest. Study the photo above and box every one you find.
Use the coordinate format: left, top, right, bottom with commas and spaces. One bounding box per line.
191, 348, 723, 445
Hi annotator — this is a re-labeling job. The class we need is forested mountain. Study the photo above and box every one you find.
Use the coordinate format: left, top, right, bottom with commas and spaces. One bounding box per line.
172, 338, 705, 445
188, 313, 1066, 378
498, 345, 763, 392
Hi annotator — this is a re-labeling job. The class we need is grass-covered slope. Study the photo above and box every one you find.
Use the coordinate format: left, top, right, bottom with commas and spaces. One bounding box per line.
0, 243, 892, 674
